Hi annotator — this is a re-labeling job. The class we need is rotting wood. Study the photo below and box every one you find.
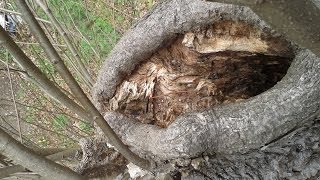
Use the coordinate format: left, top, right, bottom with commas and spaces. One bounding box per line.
109, 20, 293, 127
93, 0, 320, 174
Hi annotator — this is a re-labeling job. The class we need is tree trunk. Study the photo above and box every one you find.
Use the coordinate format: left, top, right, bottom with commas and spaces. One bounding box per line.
93, 0, 320, 178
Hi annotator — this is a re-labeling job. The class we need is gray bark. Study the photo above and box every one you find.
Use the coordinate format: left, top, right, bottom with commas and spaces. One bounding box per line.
0, 128, 84, 180
93, 0, 320, 178
179, 121, 320, 179
206, 0, 320, 57
313, 0, 320, 9
0, 148, 79, 178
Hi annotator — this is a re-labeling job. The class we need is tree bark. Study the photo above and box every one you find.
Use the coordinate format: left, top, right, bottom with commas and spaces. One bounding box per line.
180, 121, 320, 179
0, 148, 79, 179
207, 0, 320, 57
93, 0, 320, 178
0, 128, 84, 179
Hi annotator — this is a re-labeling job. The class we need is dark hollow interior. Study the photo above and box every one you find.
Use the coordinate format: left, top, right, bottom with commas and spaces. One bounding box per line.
109, 21, 294, 128
202, 51, 291, 98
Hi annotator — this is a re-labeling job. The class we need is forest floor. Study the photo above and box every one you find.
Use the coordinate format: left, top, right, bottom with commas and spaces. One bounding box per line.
0, 0, 158, 149
0, 63, 32, 146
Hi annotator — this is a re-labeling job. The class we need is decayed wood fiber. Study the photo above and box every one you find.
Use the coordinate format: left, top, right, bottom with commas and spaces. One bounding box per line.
108, 20, 292, 128
93, 0, 320, 164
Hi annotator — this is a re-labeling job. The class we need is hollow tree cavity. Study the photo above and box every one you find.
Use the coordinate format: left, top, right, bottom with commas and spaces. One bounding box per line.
93, 0, 320, 166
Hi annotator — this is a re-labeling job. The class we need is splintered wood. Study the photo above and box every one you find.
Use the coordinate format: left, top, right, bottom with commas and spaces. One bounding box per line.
109, 21, 292, 128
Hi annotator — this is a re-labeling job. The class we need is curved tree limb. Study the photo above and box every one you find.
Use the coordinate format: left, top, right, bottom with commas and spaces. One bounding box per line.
0, 128, 84, 179
0, 147, 79, 179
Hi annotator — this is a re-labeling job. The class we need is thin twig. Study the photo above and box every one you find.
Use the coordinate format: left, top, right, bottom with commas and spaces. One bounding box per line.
1, 85, 87, 139
0, 148, 80, 179
30, 45, 58, 83
0, 7, 51, 24
0, 59, 37, 82
0, 25, 91, 124
15, 41, 67, 47
61, 0, 100, 60
0, 116, 37, 148
104, 1, 136, 20
0, 67, 25, 73
25, 120, 78, 141
16, 1, 95, 105
6, 2, 151, 169
0, 129, 83, 180
35, 0, 94, 87
29, 45, 77, 99
5, 51, 23, 143
0, 97, 86, 124
5, 79, 88, 139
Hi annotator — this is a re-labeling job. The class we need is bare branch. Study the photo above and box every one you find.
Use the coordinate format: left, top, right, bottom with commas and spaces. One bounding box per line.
23, 119, 78, 141
0, 140, 80, 179
0, 67, 25, 74
15, 41, 67, 47
35, 0, 94, 87
104, 1, 136, 20
0, 97, 90, 127
5, 52, 23, 143
0, 26, 90, 125
15, 1, 94, 91
0, 116, 37, 147
60, 1, 100, 60
0, 128, 84, 179
0, 7, 51, 24
14, 1, 151, 169
0, 165, 25, 179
